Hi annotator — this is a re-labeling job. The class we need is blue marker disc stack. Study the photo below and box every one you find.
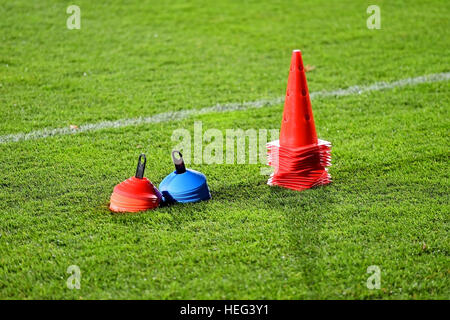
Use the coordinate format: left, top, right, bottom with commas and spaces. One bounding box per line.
159, 151, 211, 203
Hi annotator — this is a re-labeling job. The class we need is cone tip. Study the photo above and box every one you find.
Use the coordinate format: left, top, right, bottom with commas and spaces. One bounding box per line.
293, 49, 301, 53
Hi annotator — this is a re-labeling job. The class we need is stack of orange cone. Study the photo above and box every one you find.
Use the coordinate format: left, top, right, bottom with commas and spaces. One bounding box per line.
267, 50, 332, 191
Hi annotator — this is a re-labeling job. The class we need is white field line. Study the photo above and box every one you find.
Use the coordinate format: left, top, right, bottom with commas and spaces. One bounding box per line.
0, 72, 449, 145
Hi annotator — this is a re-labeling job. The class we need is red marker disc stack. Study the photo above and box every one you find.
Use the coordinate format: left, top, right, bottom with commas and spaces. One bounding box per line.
110, 154, 162, 212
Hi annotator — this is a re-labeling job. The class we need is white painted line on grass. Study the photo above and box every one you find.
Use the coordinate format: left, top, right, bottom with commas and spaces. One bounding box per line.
0, 72, 449, 145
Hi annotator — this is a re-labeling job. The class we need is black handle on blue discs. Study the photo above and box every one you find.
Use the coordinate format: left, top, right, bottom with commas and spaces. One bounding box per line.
135, 154, 147, 179
172, 150, 186, 174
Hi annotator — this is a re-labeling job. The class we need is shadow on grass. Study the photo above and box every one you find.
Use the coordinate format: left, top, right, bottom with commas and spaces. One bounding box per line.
276, 184, 336, 292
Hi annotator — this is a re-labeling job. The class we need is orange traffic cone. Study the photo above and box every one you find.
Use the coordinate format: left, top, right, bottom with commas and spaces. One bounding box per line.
279, 50, 318, 148
267, 50, 332, 191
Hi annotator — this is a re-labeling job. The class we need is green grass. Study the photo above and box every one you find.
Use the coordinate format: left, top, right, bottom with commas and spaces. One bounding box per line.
0, 0, 449, 299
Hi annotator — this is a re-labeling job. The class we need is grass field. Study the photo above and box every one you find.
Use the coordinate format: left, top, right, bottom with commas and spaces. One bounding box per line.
0, 0, 449, 299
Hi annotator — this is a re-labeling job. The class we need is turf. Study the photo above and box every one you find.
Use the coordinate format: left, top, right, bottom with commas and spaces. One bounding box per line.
0, 0, 449, 299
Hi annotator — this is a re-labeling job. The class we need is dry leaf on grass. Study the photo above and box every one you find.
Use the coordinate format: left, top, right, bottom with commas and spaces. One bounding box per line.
305, 65, 316, 72
69, 125, 79, 130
